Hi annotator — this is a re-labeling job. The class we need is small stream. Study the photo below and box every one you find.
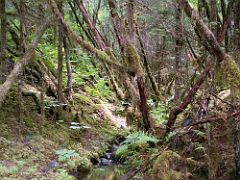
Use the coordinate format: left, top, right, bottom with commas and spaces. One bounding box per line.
71, 141, 127, 180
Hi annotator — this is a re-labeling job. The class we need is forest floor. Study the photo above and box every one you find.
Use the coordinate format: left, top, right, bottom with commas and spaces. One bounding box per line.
0, 87, 129, 179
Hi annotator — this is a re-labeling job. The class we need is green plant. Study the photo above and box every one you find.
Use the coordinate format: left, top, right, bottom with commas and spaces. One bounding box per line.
116, 131, 159, 159
54, 149, 80, 162
55, 169, 75, 180
150, 102, 168, 124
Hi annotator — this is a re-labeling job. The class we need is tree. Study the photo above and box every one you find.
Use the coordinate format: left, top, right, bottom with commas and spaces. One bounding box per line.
0, 0, 7, 82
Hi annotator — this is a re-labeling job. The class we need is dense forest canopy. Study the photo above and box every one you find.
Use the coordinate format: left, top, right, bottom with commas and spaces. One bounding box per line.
0, 0, 240, 179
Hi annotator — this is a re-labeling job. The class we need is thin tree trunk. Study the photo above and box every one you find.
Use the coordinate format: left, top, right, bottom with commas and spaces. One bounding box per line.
19, 0, 26, 53
75, 0, 105, 50
48, 0, 123, 69
137, 76, 151, 131
57, 3, 64, 103
177, 0, 226, 62
75, 0, 125, 100
174, 3, 184, 101
234, 115, 240, 179
63, 37, 73, 101
165, 58, 213, 134
0, 0, 7, 82
127, 0, 136, 45
137, 28, 160, 100
0, 20, 49, 107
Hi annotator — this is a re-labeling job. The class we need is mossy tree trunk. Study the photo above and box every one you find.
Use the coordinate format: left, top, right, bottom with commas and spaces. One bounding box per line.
0, 20, 49, 107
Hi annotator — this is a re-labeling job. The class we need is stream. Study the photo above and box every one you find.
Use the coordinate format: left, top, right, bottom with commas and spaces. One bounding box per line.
71, 142, 128, 180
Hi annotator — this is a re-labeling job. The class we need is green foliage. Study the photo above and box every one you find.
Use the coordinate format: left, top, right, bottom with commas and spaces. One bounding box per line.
85, 77, 111, 98
55, 169, 75, 180
150, 101, 168, 124
116, 131, 159, 159
55, 149, 80, 162
188, 0, 198, 9
38, 42, 57, 71
164, 131, 177, 143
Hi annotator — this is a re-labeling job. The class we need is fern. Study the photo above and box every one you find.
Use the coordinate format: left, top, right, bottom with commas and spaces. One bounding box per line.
116, 131, 159, 159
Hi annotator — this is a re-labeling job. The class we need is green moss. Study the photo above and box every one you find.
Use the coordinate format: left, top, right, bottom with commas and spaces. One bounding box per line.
126, 43, 144, 76
215, 55, 240, 97
152, 150, 182, 179
73, 93, 95, 106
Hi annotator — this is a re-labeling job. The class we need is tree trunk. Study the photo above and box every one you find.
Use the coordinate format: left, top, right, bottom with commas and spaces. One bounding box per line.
0, 0, 7, 82
75, 0, 125, 100
137, 28, 160, 100
48, 0, 123, 69
174, 3, 184, 101
0, 20, 49, 107
127, 0, 136, 45
166, 58, 213, 134
137, 76, 151, 131
75, 0, 105, 50
63, 37, 73, 101
19, 0, 26, 53
57, 3, 64, 103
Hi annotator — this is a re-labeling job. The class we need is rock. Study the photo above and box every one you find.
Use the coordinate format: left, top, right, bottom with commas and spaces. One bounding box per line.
105, 153, 112, 159
112, 144, 119, 152
100, 158, 113, 166
47, 160, 60, 168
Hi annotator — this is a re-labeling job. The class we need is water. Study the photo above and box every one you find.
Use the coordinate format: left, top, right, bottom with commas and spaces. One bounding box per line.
80, 164, 127, 180
71, 142, 127, 180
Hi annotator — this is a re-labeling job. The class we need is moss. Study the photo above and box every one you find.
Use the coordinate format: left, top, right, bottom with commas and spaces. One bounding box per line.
215, 55, 240, 97
152, 150, 185, 180
73, 93, 95, 106
126, 43, 144, 76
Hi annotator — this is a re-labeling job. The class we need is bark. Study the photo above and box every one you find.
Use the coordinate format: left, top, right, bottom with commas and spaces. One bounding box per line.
234, 115, 240, 179
137, 76, 151, 131
174, 3, 184, 101
165, 58, 213, 134
0, 20, 49, 107
57, 3, 64, 103
234, 1, 240, 47
107, 0, 151, 130
127, 0, 136, 45
0, 0, 7, 81
63, 37, 73, 101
